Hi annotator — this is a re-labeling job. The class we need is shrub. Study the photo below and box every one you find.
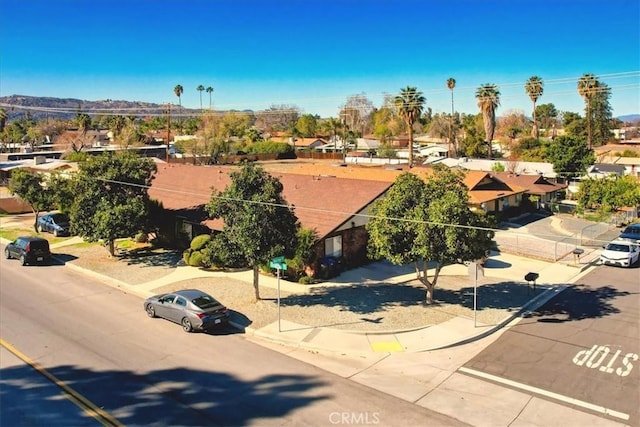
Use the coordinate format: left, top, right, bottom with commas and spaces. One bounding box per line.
298, 275, 314, 284
135, 232, 148, 243
183, 249, 192, 264
190, 234, 211, 251
188, 251, 204, 267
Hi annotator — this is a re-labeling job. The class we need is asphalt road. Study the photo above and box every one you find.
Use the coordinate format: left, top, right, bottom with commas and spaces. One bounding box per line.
462, 264, 640, 424
0, 255, 467, 427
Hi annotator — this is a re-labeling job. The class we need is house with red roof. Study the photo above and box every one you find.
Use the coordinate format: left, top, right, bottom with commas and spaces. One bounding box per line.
148, 162, 392, 273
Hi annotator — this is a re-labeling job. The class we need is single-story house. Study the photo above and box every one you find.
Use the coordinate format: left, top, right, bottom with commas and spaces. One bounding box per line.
148, 163, 393, 272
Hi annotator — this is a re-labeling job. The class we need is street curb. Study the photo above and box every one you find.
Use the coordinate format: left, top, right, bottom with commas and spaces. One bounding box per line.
425, 284, 570, 352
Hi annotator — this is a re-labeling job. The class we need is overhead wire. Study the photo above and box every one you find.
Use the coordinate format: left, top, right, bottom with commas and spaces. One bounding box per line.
1, 71, 638, 117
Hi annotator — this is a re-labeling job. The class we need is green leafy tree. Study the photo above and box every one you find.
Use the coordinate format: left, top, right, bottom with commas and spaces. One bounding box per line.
577, 176, 640, 213
545, 135, 595, 179
458, 114, 486, 157
70, 152, 157, 256
535, 103, 559, 136
296, 114, 318, 137
8, 168, 54, 232
395, 86, 425, 166
206, 163, 299, 301
525, 76, 544, 138
475, 83, 501, 158
590, 82, 613, 146
367, 166, 494, 304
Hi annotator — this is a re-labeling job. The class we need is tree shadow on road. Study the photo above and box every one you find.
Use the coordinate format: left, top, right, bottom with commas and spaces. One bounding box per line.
528, 284, 629, 321
0, 364, 330, 426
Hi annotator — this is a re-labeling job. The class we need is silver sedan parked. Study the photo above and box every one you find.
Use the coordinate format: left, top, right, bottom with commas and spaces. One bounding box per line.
144, 289, 230, 332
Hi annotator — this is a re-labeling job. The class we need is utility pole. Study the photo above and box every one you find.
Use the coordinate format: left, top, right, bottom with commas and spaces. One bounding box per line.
166, 103, 171, 163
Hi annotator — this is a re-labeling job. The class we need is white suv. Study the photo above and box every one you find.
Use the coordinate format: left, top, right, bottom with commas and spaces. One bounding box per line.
600, 239, 639, 268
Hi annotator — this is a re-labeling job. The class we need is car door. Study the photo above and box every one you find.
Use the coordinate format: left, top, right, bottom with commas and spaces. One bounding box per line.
10, 239, 25, 259
42, 216, 51, 232
154, 294, 176, 319
172, 296, 189, 323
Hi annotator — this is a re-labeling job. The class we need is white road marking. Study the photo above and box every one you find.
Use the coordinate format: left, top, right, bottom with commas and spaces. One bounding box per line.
458, 366, 630, 421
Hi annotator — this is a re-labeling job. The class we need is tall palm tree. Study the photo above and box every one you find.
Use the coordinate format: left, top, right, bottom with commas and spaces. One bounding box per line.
394, 86, 425, 167
197, 85, 205, 112
174, 84, 183, 133
525, 76, 544, 139
475, 83, 501, 158
206, 86, 214, 110
577, 73, 598, 149
446, 78, 456, 157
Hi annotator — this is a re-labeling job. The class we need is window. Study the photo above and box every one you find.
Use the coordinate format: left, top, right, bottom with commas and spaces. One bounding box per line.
325, 235, 342, 258
175, 297, 187, 307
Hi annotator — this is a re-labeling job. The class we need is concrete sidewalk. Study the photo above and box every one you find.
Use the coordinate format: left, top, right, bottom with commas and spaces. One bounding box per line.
56, 241, 595, 355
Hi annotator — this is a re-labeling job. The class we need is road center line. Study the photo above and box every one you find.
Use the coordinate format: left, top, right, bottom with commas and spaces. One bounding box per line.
0, 338, 123, 427
458, 366, 629, 421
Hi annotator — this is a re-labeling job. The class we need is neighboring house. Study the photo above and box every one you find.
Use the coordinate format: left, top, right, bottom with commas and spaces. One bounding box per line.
494, 172, 567, 210
438, 157, 558, 179
293, 137, 327, 151
462, 171, 528, 215
147, 163, 392, 272
587, 163, 626, 179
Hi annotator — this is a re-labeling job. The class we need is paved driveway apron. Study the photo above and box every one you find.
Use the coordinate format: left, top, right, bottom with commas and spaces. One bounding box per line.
462, 264, 639, 424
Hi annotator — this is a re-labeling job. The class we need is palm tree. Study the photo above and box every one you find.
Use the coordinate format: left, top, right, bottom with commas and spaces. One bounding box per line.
174, 84, 183, 133
394, 86, 425, 167
446, 78, 456, 157
206, 86, 214, 110
324, 117, 343, 149
525, 76, 544, 139
0, 108, 7, 132
197, 85, 205, 112
475, 84, 501, 158
577, 73, 598, 149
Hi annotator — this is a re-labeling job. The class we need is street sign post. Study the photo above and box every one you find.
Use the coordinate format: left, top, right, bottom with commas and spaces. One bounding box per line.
468, 261, 484, 327
270, 257, 287, 332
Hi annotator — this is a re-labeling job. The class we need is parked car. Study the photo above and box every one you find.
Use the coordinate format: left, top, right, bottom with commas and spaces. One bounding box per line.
4, 236, 52, 266
37, 213, 71, 237
619, 223, 640, 243
600, 239, 639, 268
144, 289, 230, 332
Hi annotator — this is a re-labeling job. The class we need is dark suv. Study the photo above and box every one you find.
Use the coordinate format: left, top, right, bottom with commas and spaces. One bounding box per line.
4, 236, 52, 266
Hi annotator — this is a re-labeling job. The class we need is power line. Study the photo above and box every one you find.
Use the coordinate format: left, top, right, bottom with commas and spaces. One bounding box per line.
97, 177, 580, 242
1, 71, 638, 118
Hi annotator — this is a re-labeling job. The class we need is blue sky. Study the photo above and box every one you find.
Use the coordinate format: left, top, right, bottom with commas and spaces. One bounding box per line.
1, 0, 638, 118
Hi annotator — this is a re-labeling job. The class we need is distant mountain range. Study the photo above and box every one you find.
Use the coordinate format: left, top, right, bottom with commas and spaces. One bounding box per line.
0, 95, 198, 122
1, 95, 639, 124
617, 114, 640, 124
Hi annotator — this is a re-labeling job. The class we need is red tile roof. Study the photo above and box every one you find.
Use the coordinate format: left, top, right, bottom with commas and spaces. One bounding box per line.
149, 163, 392, 238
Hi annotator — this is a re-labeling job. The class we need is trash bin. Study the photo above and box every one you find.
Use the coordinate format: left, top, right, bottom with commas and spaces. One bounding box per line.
319, 256, 338, 279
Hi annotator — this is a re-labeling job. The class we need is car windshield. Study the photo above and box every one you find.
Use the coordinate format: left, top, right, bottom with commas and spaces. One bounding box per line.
622, 227, 640, 235
51, 214, 69, 223
192, 295, 221, 309
606, 243, 630, 252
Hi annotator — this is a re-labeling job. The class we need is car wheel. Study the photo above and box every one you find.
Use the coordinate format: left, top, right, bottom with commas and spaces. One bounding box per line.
145, 304, 156, 318
20, 255, 27, 266
181, 318, 193, 333
4, 248, 11, 259
53, 229, 59, 237
37, 224, 44, 233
